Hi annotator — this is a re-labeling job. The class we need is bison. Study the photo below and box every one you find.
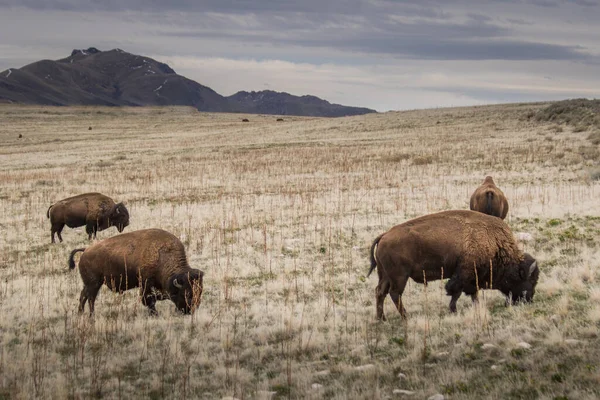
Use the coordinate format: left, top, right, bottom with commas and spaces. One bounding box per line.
470, 176, 509, 219
68, 229, 204, 315
46, 192, 129, 243
368, 210, 539, 320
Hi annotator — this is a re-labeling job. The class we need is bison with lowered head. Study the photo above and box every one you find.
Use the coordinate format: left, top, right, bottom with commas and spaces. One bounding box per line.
47, 192, 129, 243
470, 176, 509, 219
368, 210, 539, 320
68, 229, 204, 315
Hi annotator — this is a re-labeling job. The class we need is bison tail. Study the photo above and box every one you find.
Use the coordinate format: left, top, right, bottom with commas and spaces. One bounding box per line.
68, 248, 86, 270
367, 234, 384, 277
46, 204, 53, 219
485, 191, 494, 215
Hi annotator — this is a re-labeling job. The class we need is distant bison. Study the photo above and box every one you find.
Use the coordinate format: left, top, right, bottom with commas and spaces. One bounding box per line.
368, 210, 538, 320
276, 118, 284, 122
69, 229, 204, 315
470, 176, 509, 219
47, 192, 129, 243
242, 118, 249, 122
18, 134, 22, 138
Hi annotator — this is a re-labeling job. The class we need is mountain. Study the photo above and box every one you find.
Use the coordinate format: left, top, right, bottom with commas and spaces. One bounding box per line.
0, 48, 230, 111
227, 90, 375, 117
0, 47, 376, 117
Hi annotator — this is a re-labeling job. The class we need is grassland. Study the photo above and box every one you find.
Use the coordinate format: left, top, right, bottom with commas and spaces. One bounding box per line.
0, 103, 599, 399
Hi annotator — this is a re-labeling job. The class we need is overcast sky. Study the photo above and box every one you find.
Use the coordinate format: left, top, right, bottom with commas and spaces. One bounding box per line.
0, 0, 599, 111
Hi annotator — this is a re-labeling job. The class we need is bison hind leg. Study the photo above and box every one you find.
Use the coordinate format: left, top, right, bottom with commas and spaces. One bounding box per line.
389, 275, 409, 319
389, 290, 406, 319
57, 225, 64, 242
375, 279, 390, 321
78, 288, 88, 313
79, 282, 102, 314
51, 223, 65, 243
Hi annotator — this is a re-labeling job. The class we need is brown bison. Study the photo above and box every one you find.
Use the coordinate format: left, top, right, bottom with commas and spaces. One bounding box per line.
46, 193, 129, 243
368, 210, 539, 320
470, 176, 509, 219
68, 229, 204, 315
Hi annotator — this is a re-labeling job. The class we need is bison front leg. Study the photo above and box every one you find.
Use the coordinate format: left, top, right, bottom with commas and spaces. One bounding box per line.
85, 222, 98, 240
464, 284, 479, 305
86, 223, 94, 240
445, 274, 464, 313
140, 288, 159, 316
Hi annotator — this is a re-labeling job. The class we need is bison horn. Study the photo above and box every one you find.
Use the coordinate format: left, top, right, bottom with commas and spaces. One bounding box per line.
173, 278, 183, 289
116, 207, 120, 214
528, 261, 538, 278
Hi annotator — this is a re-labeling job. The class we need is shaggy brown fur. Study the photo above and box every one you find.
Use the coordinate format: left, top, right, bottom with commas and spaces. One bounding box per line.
47, 192, 129, 243
368, 210, 538, 320
470, 176, 509, 219
68, 229, 204, 315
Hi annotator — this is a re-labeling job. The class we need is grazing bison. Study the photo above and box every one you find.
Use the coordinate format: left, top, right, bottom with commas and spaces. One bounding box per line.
47, 192, 129, 243
276, 118, 284, 122
68, 229, 204, 315
368, 210, 539, 320
470, 176, 509, 219
242, 118, 249, 122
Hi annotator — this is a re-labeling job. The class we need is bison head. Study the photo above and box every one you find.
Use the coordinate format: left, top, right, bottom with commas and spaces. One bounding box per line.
109, 202, 130, 233
500, 253, 539, 305
168, 269, 204, 314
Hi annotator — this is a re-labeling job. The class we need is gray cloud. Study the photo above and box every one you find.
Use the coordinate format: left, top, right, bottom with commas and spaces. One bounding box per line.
0, 1, 598, 111
1, 0, 597, 63
159, 14, 591, 61
2, 0, 597, 12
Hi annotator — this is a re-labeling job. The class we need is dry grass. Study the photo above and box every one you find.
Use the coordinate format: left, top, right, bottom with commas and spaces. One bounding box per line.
0, 103, 599, 399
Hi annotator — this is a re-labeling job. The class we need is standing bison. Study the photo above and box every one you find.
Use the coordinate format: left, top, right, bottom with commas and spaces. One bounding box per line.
470, 176, 509, 219
368, 210, 539, 320
68, 229, 204, 315
46, 192, 129, 243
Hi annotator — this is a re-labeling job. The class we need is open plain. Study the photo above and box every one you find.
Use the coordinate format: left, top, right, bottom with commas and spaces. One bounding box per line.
0, 103, 599, 399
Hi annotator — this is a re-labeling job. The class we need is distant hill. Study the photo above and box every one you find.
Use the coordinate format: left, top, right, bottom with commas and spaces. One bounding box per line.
227, 90, 375, 117
0, 47, 376, 117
